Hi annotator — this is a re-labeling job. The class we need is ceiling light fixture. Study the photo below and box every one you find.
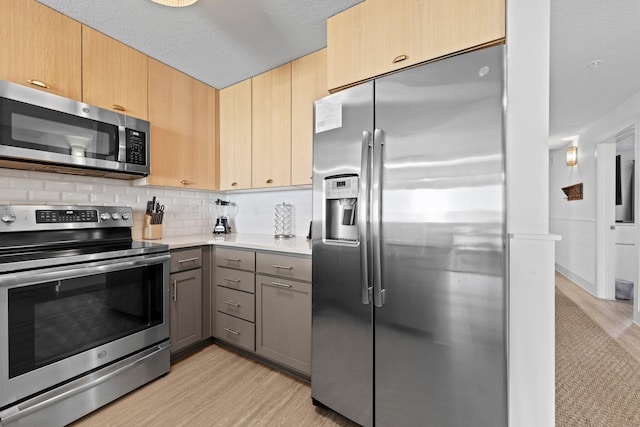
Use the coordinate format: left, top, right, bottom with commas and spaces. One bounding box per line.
150, 0, 198, 7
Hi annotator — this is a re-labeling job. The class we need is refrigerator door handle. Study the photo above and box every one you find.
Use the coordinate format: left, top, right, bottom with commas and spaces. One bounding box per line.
372, 128, 385, 307
359, 130, 373, 304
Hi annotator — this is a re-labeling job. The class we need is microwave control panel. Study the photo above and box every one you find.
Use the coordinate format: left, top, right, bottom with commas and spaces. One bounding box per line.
125, 129, 147, 165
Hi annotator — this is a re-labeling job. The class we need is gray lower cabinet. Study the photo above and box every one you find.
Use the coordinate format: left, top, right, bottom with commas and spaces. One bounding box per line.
255, 274, 311, 375
255, 252, 311, 376
170, 248, 203, 354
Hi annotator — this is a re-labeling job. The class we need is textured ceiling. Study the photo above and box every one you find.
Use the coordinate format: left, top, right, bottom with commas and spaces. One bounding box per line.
549, 0, 640, 148
36, 0, 640, 148
36, 0, 362, 89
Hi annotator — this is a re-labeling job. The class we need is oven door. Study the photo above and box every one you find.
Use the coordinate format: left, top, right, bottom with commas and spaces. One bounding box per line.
0, 252, 170, 409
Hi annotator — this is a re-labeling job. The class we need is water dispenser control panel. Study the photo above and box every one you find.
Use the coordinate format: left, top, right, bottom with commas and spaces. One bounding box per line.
326, 176, 359, 199
324, 175, 359, 244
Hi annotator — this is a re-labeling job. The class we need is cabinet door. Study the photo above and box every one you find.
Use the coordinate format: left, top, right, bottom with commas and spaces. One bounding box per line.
0, 0, 82, 99
190, 78, 219, 190
147, 59, 217, 190
170, 269, 203, 353
82, 26, 148, 120
251, 63, 291, 189
219, 79, 252, 190
255, 274, 311, 375
327, 0, 505, 91
291, 49, 329, 186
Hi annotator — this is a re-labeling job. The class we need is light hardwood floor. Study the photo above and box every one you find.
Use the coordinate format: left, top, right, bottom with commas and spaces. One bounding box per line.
555, 271, 640, 364
72, 272, 639, 426
71, 344, 357, 427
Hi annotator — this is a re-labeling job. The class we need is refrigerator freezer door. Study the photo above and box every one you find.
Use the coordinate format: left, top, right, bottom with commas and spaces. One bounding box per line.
311, 81, 374, 426
373, 45, 507, 426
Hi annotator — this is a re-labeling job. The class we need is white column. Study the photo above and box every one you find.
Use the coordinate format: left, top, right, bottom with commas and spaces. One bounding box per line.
505, 0, 555, 426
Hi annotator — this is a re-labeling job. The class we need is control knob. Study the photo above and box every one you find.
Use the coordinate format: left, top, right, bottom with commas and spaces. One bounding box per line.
1, 213, 16, 223
111, 213, 120, 220
121, 212, 130, 220
100, 212, 111, 221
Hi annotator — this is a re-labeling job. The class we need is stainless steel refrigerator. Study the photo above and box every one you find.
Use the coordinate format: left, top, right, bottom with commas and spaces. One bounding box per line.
311, 45, 507, 426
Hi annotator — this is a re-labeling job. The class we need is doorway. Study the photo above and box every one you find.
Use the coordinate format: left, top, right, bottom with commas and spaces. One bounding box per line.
596, 125, 640, 324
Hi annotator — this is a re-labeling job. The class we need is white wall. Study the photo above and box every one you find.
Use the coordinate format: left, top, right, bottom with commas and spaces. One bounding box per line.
549, 90, 640, 295
549, 146, 597, 293
0, 167, 312, 238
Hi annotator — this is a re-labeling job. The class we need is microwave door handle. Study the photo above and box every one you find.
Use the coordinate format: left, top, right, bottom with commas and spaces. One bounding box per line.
359, 130, 372, 305
117, 126, 127, 163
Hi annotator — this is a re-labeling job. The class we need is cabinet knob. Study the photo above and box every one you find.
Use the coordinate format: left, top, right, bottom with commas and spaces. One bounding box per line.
27, 79, 50, 89
392, 54, 409, 64
112, 104, 126, 112
231, 182, 238, 187
266, 179, 274, 184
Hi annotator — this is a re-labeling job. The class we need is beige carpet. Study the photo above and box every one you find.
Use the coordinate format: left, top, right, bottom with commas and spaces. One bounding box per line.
556, 290, 640, 426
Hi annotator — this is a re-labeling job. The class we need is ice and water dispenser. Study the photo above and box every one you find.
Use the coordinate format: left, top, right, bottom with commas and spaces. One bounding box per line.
324, 175, 359, 243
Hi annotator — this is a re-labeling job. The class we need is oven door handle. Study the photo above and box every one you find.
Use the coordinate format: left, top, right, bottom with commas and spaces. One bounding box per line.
0, 253, 170, 288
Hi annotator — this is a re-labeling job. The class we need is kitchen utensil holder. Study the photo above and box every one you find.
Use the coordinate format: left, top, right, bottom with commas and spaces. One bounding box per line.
143, 215, 163, 240
274, 202, 294, 238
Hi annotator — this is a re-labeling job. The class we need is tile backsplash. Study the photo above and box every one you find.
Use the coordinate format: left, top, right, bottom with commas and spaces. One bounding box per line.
0, 168, 312, 239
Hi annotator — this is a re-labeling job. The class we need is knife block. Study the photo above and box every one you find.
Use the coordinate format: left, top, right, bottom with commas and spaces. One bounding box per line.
142, 215, 162, 240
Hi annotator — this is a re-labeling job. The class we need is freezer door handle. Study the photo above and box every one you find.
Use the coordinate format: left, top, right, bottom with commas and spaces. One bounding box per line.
372, 128, 385, 307
359, 130, 372, 305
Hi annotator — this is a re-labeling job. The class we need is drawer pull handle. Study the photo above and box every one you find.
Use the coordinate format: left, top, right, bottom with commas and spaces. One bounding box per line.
225, 258, 241, 262
392, 54, 409, 63
181, 180, 193, 185
224, 278, 241, 283
112, 104, 126, 111
232, 182, 238, 186
224, 327, 240, 336
224, 300, 240, 308
270, 281, 292, 289
272, 264, 293, 270
172, 280, 177, 301
178, 257, 199, 264
27, 79, 50, 89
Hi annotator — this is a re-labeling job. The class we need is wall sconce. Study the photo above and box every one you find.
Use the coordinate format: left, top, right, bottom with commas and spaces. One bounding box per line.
566, 146, 578, 166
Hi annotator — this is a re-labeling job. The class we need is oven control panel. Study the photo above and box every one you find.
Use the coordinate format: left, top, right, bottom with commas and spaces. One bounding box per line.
0, 205, 134, 231
36, 209, 98, 223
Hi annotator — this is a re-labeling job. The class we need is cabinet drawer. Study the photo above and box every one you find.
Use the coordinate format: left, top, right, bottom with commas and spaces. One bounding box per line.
215, 267, 255, 294
256, 252, 311, 282
170, 247, 203, 273
215, 312, 255, 352
216, 247, 255, 271
216, 286, 255, 322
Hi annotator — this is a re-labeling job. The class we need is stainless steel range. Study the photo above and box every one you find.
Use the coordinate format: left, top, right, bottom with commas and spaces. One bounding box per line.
0, 205, 170, 427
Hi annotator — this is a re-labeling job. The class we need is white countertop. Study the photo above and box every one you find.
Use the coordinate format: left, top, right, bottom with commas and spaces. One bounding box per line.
140, 233, 312, 256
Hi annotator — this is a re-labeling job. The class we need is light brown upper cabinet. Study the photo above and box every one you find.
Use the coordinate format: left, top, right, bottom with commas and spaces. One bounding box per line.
327, 0, 506, 91
0, 0, 82, 100
219, 79, 252, 191
251, 63, 292, 189
291, 49, 329, 186
82, 26, 148, 120
146, 59, 218, 190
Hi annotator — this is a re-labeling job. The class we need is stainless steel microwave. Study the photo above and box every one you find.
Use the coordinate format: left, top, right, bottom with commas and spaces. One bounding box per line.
0, 80, 150, 179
